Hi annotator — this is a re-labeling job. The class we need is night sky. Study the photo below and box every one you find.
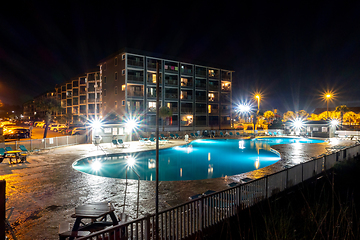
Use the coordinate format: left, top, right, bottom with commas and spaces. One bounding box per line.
1, 1, 360, 114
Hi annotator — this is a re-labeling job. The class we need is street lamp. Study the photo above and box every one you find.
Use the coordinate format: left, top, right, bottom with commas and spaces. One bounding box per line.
255, 94, 261, 111
325, 93, 332, 119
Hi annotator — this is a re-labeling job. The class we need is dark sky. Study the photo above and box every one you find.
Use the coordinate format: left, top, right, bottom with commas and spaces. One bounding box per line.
1, 1, 360, 114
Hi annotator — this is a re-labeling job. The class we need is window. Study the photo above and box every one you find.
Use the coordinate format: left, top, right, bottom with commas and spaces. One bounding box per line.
122, 85, 125, 91
115, 72, 118, 81
103, 63, 106, 70
122, 69, 125, 75
122, 100, 125, 106
115, 101, 118, 109
115, 86, 118, 95
103, 89, 106, 97
122, 54, 125, 60
114, 57, 118, 66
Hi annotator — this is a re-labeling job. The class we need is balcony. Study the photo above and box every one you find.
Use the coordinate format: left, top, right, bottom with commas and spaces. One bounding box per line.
180, 107, 193, 113
127, 75, 144, 83
127, 58, 144, 68
164, 63, 178, 73
127, 91, 144, 98
181, 68, 192, 75
165, 93, 178, 100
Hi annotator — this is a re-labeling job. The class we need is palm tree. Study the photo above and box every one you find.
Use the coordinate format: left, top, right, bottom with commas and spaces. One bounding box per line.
335, 105, 349, 128
36, 98, 61, 138
263, 110, 275, 124
159, 106, 172, 131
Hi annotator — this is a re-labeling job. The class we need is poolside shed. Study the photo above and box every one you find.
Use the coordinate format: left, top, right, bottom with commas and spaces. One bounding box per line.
284, 120, 334, 138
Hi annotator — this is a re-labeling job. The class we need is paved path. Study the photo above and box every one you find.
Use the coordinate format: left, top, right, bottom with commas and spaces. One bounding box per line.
0, 138, 355, 240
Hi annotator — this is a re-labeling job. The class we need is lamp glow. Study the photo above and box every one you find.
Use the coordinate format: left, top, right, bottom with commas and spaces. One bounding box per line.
127, 156, 136, 167
91, 160, 102, 171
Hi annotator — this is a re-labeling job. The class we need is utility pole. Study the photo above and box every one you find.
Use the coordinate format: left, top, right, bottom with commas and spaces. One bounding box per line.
155, 61, 160, 240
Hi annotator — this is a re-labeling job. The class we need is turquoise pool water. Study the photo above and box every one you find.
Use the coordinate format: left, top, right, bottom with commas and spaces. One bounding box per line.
72, 137, 324, 181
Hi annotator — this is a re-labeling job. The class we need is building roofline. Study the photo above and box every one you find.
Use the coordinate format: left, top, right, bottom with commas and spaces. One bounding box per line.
97, 47, 234, 71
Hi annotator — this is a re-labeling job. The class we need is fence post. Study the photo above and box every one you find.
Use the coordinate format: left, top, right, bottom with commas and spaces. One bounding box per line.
30, 139, 32, 151
265, 175, 269, 199
15, 141, 18, 150
144, 214, 151, 240
44, 138, 46, 149
0, 180, 5, 240
199, 197, 203, 231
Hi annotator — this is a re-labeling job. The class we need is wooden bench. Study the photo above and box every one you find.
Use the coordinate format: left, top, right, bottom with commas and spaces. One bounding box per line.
58, 222, 90, 240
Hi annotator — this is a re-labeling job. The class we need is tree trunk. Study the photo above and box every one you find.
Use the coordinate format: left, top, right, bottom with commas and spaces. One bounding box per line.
43, 123, 48, 139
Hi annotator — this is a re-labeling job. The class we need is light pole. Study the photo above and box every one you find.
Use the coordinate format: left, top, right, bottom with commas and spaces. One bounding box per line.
255, 94, 260, 112
325, 93, 331, 119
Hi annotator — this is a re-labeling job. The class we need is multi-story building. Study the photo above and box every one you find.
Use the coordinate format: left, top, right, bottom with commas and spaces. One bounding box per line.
98, 49, 233, 131
55, 68, 101, 123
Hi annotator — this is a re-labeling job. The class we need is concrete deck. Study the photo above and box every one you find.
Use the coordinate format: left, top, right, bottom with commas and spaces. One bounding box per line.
0, 137, 355, 239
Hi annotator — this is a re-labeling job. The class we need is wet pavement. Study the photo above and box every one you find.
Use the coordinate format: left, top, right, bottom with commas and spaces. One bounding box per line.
0, 137, 356, 240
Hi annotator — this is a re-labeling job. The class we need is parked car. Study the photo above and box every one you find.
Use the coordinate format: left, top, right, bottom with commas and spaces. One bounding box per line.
4, 127, 30, 139
72, 127, 88, 135
54, 125, 68, 132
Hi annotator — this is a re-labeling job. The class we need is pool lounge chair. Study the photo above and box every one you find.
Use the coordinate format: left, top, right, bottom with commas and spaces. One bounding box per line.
190, 133, 195, 138
219, 132, 224, 137
0, 148, 5, 163
175, 133, 182, 139
5, 147, 13, 151
229, 132, 234, 137
169, 133, 176, 139
236, 132, 240, 136
160, 134, 168, 140
117, 139, 129, 148
18, 145, 28, 162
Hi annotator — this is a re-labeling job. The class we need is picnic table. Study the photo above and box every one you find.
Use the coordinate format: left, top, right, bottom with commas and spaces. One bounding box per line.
5, 150, 25, 164
59, 202, 119, 240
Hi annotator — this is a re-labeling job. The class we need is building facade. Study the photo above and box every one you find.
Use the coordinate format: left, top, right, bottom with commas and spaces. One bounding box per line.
54, 68, 101, 123
98, 50, 233, 131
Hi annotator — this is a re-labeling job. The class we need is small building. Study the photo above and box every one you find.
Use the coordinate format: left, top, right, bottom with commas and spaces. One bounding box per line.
284, 120, 334, 138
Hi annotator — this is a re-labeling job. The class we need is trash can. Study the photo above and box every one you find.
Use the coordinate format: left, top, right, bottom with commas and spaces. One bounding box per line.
94, 136, 101, 145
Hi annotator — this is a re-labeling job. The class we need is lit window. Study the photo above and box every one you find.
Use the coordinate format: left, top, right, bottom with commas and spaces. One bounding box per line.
152, 74, 156, 83
122, 85, 125, 91
209, 69, 215, 77
208, 105, 211, 113
167, 102, 170, 108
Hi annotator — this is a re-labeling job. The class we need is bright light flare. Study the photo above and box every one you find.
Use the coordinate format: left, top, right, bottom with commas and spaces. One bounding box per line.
91, 160, 102, 171
90, 119, 103, 130
292, 118, 304, 129
330, 119, 339, 127
127, 156, 136, 167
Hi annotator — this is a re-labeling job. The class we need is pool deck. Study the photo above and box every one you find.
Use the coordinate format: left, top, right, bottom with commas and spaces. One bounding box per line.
0, 137, 356, 239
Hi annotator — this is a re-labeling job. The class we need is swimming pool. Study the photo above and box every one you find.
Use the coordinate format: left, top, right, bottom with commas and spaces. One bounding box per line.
72, 137, 324, 181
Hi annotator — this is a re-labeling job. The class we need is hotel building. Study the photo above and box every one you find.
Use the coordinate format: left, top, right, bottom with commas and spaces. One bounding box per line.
98, 49, 233, 131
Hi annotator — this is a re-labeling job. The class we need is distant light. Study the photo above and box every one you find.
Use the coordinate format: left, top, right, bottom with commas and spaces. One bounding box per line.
292, 118, 303, 129
330, 119, 339, 126
90, 119, 103, 130
125, 118, 138, 133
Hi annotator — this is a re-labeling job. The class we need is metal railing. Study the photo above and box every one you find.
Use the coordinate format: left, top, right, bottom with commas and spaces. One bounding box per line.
1, 135, 87, 152
78, 142, 360, 240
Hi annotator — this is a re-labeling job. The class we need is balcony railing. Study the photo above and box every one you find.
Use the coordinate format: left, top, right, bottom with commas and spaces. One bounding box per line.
181, 69, 192, 75
128, 75, 144, 83
165, 94, 178, 99
127, 59, 144, 68
195, 96, 206, 102
165, 79, 178, 86
180, 107, 193, 113
128, 91, 144, 97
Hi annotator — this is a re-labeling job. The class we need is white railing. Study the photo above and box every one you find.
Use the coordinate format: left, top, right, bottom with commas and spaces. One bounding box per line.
1, 135, 87, 152
78, 142, 360, 240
